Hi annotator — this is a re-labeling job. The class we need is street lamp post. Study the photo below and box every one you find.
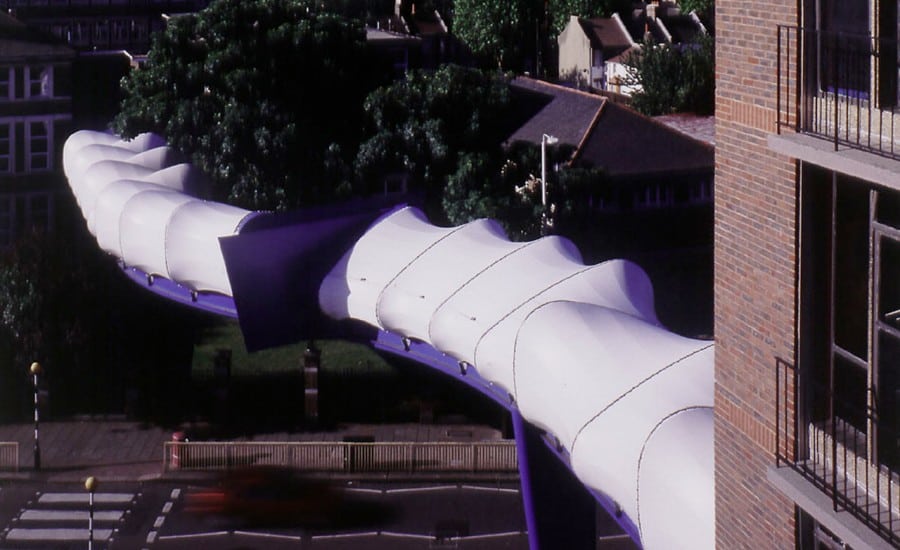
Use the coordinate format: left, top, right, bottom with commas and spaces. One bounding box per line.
85, 476, 97, 550
540, 133, 558, 234
30, 362, 41, 471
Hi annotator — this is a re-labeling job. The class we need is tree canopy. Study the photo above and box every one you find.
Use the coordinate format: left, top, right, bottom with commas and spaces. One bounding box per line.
624, 35, 715, 116
355, 64, 517, 220
450, 0, 538, 71
113, 0, 387, 210
546, 0, 634, 39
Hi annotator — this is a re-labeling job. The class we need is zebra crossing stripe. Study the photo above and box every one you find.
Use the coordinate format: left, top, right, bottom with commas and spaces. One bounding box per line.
5, 527, 114, 541
19, 510, 124, 522
38, 493, 134, 504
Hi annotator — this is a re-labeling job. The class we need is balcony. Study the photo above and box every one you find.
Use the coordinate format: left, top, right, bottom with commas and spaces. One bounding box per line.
775, 26, 900, 162
774, 358, 900, 547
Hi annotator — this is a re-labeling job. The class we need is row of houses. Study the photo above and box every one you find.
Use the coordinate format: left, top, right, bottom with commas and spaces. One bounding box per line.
558, 2, 709, 96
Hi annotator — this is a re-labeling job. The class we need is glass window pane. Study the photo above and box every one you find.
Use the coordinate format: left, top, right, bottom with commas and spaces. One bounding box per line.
880, 237, 900, 330
834, 181, 870, 359
877, 332, 900, 469
834, 353, 868, 435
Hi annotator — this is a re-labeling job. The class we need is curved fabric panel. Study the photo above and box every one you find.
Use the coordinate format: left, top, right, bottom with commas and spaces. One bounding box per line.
166, 201, 255, 295
93, 181, 161, 254
63, 130, 121, 175
318, 206, 457, 326
75, 160, 154, 213
637, 408, 715, 550
473, 260, 658, 392
376, 218, 522, 342
65, 130, 251, 299
427, 236, 584, 363
119, 190, 194, 277
66, 143, 139, 186
567, 346, 713, 546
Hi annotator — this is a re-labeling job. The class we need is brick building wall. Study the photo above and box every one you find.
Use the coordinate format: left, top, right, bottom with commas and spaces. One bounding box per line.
714, 0, 801, 547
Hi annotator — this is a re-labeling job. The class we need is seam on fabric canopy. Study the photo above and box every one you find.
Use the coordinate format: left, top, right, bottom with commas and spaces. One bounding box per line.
423, 234, 537, 345
510, 299, 585, 401
568, 339, 713, 452
634, 405, 713, 539
373, 210, 470, 329
473, 259, 655, 369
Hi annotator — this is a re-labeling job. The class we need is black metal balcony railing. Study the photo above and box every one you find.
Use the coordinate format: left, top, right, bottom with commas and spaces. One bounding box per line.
776, 26, 900, 160
776, 357, 900, 546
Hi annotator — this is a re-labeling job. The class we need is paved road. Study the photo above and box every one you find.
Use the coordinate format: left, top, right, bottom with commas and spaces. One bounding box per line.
0, 479, 529, 549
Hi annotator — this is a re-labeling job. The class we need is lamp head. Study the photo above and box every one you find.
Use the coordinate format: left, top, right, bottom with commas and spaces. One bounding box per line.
84, 476, 98, 492
29, 362, 41, 376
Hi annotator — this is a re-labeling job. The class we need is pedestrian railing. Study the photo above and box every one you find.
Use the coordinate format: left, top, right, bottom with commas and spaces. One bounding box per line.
163, 440, 518, 474
0, 442, 18, 472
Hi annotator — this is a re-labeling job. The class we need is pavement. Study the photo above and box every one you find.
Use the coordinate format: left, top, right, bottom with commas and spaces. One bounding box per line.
0, 416, 509, 483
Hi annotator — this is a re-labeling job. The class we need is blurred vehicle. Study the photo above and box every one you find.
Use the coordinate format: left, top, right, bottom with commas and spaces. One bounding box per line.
185, 466, 343, 526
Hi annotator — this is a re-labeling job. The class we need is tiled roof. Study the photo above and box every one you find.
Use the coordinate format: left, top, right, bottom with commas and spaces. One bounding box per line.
506, 77, 713, 179
576, 100, 713, 177
506, 77, 604, 150
578, 17, 634, 59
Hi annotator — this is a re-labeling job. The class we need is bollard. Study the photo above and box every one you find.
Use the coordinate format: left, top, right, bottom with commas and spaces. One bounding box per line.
170, 431, 187, 469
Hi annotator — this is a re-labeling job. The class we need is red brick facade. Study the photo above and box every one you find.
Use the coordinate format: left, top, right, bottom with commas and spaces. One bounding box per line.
715, 0, 801, 547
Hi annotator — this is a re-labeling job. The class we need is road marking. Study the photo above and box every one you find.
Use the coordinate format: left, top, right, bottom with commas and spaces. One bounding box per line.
311, 532, 380, 540
38, 493, 134, 504
169, 488, 180, 500
383, 485, 458, 495
146, 530, 157, 543
162, 502, 173, 514
6, 527, 114, 541
344, 487, 383, 495
232, 531, 303, 541
459, 484, 521, 494
153, 515, 165, 529
19, 510, 124, 522
157, 531, 230, 540
380, 531, 434, 540
463, 531, 527, 540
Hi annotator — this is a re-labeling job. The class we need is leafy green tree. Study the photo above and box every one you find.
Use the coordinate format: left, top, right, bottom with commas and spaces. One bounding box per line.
624, 35, 715, 116
451, 0, 537, 70
113, 0, 386, 210
678, 0, 713, 17
355, 64, 515, 220
0, 224, 208, 421
547, 0, 633, 39
442, 150, 544, 240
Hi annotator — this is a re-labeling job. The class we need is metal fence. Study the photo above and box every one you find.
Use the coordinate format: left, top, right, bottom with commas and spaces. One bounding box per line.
776, 25, 900, 160
775, 357, 900, 545
163, 441, 518, 474
0, 442, 18, 472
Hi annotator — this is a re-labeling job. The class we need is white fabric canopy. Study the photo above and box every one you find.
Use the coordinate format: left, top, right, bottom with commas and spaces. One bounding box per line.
63, 130, 715, 549
318, 205, 715, 549
63, 130, 253, 296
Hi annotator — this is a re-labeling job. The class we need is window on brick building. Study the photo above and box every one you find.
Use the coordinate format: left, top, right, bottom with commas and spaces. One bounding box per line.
811, 0, 899, 106
800, 164, 900, 471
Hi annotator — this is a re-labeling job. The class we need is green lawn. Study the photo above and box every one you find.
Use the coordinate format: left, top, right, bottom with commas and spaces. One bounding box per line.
190, 319, 397, 379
